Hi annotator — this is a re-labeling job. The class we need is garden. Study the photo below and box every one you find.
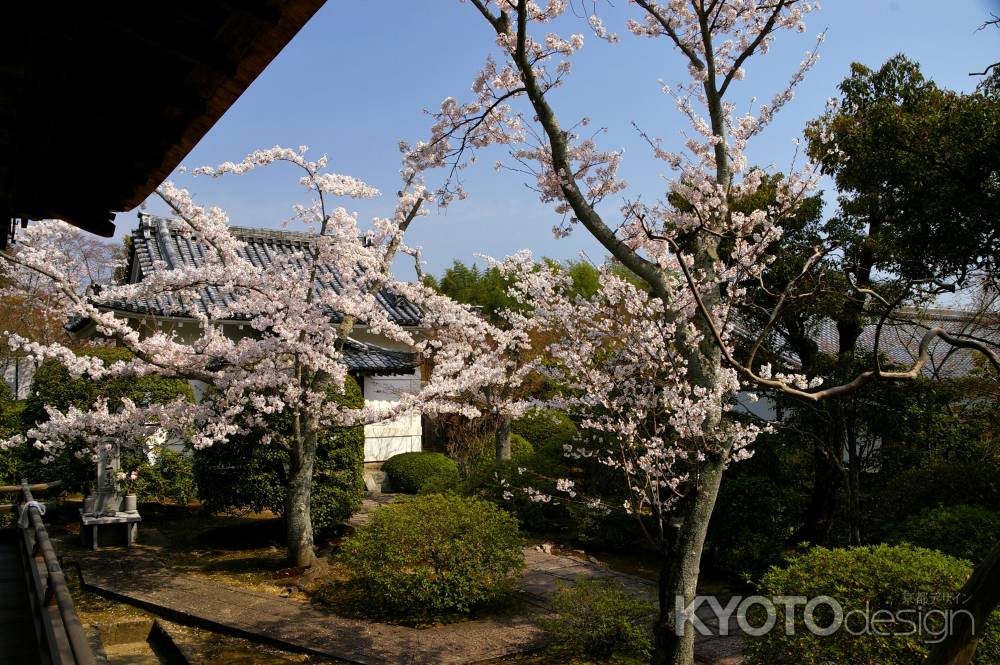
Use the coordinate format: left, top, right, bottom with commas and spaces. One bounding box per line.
2, 350, 998, 664
0, 3, 998, 665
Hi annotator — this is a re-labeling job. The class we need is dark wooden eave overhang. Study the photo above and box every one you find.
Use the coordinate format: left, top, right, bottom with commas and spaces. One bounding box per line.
1, 0, 325, 243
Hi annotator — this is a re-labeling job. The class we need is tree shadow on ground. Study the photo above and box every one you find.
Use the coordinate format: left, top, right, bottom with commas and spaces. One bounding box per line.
196, 517, 285, 551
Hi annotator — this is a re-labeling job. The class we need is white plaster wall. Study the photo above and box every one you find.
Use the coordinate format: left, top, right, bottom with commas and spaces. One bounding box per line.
363, 370, 422, 462
734, 392, 777, 421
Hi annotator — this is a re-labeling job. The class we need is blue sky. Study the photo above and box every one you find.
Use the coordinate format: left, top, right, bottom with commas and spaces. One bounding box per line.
125, 0, 999, 278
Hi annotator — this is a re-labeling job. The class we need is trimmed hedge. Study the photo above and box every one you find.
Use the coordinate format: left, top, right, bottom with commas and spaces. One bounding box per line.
745, 544, 1000, 665
888, 504, 1000, 563
382, 451, 459, 494
193, 376, 365, 533
339, 493, 524, 619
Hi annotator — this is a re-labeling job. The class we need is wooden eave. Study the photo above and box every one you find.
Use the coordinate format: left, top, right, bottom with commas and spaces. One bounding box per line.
0, 0, 325, 238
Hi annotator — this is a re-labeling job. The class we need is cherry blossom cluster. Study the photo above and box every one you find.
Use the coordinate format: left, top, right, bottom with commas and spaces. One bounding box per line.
0, 147, 521, 462
442, 0, 828, 389
483, 255, 769, 524
424, 1, 832, 527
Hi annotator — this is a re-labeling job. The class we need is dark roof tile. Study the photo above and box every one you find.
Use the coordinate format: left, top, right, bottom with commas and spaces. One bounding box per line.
92, 213, 420, 375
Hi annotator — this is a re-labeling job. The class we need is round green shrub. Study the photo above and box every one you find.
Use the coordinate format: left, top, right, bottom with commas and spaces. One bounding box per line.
888, 504, 1000, 563
382, 451, 459, 494
194, 376, 365, 533
745, 544, 1000, 665
339, 493, 524, 619
541, 577, 656, 660
512, 409, 577, 454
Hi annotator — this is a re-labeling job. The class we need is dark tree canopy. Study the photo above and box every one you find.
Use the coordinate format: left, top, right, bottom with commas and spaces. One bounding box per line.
806, 54, 1000, 284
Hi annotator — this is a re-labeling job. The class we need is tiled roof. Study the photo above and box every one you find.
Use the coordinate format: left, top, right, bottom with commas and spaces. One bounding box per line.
811, 308, 998, 379
116, 214, 423, 326
86, 214, 419, 376
342, 339, 418, 376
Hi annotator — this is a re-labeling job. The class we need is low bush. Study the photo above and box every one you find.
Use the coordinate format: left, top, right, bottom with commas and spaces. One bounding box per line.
888, 504, 1000, 563
540, 577, 656, 661
338, 493, 524, 619
745, 544, 1000, 665
194, 376, 364, 533
382, 451, 459, 494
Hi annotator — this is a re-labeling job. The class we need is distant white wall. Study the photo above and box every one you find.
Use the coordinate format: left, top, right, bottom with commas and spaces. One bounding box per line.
2, 356, 36, 399
363, 370, 422, 462
734, 392, 777, 421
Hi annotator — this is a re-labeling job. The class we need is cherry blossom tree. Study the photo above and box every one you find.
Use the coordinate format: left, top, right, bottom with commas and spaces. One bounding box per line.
0, 227, 117, 397
408, 2, 822, 662
404, 2, 996, 663
0, 147, 502, 568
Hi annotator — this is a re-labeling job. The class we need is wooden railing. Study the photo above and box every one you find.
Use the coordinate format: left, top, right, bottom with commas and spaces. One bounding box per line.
2, 480, 96, 665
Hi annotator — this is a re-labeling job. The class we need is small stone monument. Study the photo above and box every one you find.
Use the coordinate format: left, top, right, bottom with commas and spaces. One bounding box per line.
80, 438, 141, 549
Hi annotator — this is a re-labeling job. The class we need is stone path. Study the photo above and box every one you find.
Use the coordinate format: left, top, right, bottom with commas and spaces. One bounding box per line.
74, 544, 742, 665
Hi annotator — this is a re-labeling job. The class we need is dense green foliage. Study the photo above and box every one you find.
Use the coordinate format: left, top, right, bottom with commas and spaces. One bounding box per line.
541, 577, 656, 661
22, 347, 195, 427
466, 432, 534, 473
880, 459, 1000, 522
0, 398, 24, 483
745, 545, 1000, 665
806, 55, 1000, 280
705, 475, 801, 579
423, 261, 519, 322
339, 493, 524, 619
425, 259, 605, 323
382, 451, 460, 494
126, 449, 198, 506
888, 504, 1000, 563
193, 376, 365, 533
512, 409, 578, 455
0, 394, 23, 527
471, 412, 646, 548
20, 347, 194, 492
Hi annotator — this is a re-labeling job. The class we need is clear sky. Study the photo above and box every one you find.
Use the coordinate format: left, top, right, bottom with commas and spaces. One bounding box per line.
123, 0, 1000, 278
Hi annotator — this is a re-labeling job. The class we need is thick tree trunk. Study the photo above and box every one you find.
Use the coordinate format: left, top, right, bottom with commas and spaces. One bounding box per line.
495, 416, 512, 461
285, 426, 318, 568
927, 541, 1000, 665
652, 454, 729, 665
